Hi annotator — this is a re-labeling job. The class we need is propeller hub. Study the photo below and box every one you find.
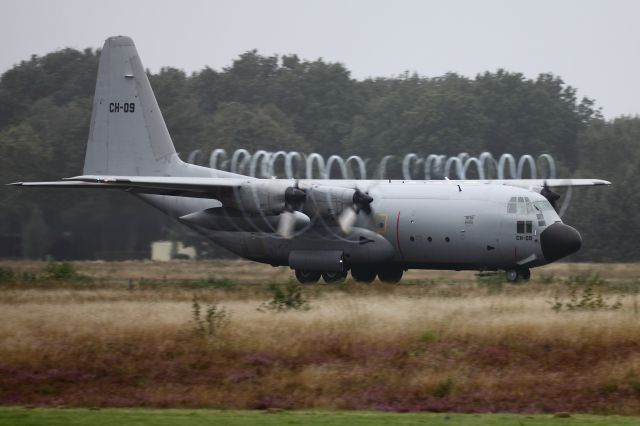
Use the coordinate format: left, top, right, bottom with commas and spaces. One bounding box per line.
284, 186, 306, 211
353, 190, 373, 213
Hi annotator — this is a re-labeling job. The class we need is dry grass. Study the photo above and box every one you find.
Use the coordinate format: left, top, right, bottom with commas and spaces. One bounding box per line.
3, 259, 640, 283
1, 260, 640, 413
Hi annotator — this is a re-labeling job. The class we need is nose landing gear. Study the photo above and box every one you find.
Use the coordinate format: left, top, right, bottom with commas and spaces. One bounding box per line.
505, 268, 531, 282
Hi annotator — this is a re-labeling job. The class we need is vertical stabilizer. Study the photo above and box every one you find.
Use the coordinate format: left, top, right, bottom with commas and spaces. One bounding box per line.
83, 36, 180, 176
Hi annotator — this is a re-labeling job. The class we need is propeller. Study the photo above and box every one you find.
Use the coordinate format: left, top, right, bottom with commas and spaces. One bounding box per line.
277, 210, 297, 239
540, 181, 561, 211
277, 182, 307, 238
338, 189, 374, 234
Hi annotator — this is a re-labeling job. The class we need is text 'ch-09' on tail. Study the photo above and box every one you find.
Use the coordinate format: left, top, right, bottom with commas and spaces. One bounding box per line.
10, 35, 611, 284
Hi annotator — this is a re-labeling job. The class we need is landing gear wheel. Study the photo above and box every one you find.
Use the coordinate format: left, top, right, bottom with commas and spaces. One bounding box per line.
505, 268, 531, 283
322, 271, 347, 284
505, 269, 519, 282
351, 267, 377, 284
295, 269, 321, 284
378, 267, 404, 283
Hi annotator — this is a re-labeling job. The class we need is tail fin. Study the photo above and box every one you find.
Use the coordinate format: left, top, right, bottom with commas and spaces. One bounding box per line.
83, 36, 180, 176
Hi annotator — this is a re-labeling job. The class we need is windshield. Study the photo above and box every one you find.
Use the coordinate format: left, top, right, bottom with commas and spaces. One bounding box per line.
533, 200, 554, 212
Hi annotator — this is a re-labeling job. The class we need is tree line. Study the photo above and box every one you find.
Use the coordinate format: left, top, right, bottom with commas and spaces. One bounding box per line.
0, 47, 637, 260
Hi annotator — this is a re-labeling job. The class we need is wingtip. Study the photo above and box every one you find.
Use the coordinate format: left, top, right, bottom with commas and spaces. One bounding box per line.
7, 182, 23, 186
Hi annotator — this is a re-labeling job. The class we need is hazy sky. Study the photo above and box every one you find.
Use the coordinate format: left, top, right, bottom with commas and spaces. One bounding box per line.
1, 0, 638, 118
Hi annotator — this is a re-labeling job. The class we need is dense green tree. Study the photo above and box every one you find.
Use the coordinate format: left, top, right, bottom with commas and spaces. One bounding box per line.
200, 102, 308, 156
21, 207, 49, 259
566, 118, 640, 260
150, 68, 204, 154
0, 48, 98, 128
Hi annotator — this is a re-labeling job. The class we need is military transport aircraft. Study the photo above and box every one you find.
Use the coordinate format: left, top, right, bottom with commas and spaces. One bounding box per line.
10, 36, 610, 283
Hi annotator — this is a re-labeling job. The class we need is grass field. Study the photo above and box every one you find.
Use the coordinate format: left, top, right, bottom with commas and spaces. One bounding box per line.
0, 260, 639, 417
2, 407, 640, 426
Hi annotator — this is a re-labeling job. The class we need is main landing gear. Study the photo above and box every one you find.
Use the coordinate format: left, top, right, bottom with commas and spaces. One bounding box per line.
350, 266, 376, 283
505, 267, 531, 283
294, 269, 347, 284
294, 266, 404, 284
322, 271, 348, 283
377, 266, 404, 283
294, 269, 321, 283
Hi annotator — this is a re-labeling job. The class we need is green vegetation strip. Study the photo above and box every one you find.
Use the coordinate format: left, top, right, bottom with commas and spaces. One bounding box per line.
0, 408, 638, 426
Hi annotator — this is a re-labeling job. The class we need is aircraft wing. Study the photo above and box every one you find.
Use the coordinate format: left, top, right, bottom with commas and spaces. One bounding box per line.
470, 179, 611, 189
9, 175, 246, 199
10, 176, 611, 197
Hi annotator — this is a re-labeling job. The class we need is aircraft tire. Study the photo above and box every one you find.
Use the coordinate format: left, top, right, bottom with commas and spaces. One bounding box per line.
295, 269, 321, 284
322, 271, 347, 284
520, 268, 531, 281
505, 269, 519, 282
378, 267, 403, 283
351, 267, 377, 283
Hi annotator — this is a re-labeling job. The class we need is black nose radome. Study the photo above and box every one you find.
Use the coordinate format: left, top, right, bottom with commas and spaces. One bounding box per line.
540, 222, 582, 262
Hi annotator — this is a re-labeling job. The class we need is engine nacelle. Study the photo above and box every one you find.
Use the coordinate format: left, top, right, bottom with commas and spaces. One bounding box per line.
179, 207, 310, 232
301, 184, 355, 217
218, 180, 294, 215
219, 180, 358, 219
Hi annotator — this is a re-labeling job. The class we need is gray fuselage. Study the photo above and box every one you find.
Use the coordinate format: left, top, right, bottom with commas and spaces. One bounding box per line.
138, 178, 565, 272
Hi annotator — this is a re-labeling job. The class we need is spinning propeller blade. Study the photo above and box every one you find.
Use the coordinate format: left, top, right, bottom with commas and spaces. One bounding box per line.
277, 211, 297, 239
338, 189, 374, 235
338, 207, 358, 234
277, 181, 308, 239
541, 181, 561, 211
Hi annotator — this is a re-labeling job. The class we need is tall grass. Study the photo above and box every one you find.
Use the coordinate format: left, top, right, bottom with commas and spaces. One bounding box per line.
1, 292, 640, 412
1, 260, 640, 413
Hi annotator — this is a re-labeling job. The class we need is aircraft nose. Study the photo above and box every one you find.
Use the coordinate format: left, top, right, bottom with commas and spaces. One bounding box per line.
540, 222, 582, 262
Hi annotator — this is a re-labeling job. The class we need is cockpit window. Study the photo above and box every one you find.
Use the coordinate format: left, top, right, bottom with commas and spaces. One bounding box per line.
526, 201, 534, 214
509, 197, 553, 216
533, 200, 554, 212
516, 220, 533, 234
